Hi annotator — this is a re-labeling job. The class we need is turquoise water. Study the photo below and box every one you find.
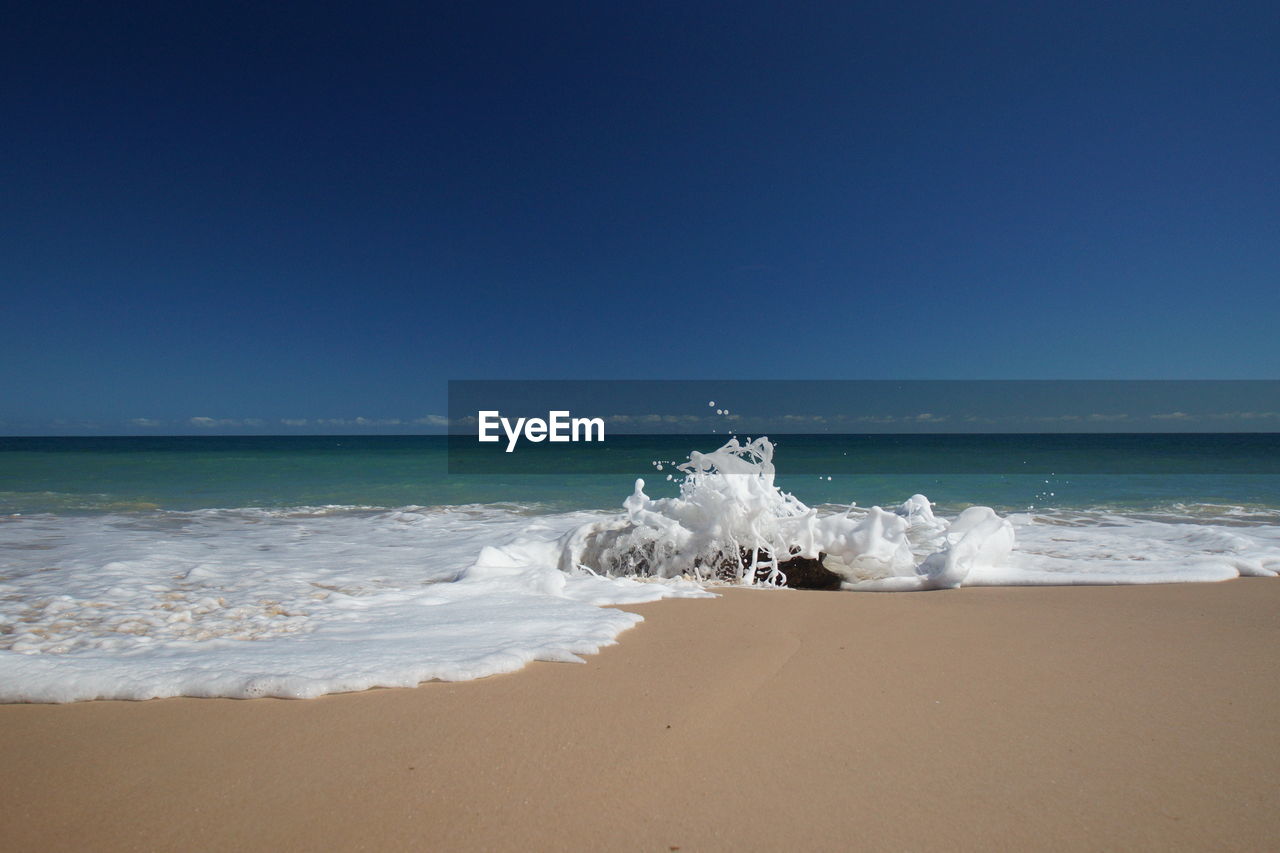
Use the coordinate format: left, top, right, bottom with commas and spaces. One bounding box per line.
2, 435, 1278, 514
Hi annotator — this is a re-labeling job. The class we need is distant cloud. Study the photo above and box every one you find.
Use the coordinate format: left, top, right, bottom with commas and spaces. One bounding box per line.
129, 417, 164, 427
1088, 413, 1130, 422
179, 415, 456, 430
1152, 411, 1192, 421
606, 413, 705, 425
1205, 411, 1280, 421
186, 416, 265, 428
189, 416, 240, 427
314, 417, 404, 427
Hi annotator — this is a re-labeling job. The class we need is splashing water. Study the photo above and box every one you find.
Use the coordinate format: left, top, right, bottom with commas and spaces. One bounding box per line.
557, 437, 1278, 591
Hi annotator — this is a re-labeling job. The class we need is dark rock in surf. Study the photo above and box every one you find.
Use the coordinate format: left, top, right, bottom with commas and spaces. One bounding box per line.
777, 553, 844, 590
744, 549, 844, 590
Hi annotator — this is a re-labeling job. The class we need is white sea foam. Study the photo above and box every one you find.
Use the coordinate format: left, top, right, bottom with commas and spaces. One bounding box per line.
0, 506, 707, 702
1, 438, 1276, 702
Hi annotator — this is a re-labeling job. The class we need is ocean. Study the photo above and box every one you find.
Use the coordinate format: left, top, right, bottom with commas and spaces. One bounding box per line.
5, 433, 1280, 513
2, 434, 1278, 702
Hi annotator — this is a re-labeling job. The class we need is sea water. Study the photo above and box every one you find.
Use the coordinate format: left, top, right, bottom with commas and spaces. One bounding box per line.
1, 435, 1277, 702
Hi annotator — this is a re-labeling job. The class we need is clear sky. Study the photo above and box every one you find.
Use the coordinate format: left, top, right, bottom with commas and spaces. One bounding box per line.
2, 1, 1277, 435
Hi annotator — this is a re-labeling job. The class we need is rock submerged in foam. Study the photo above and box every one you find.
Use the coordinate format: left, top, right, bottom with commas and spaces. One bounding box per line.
773, 552, 845, 590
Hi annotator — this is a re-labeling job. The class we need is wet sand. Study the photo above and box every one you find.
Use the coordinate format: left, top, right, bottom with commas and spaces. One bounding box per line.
2, 581, 1278, 851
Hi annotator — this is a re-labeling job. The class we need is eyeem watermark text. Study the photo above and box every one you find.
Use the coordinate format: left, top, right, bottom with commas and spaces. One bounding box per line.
477, 410, 606, 452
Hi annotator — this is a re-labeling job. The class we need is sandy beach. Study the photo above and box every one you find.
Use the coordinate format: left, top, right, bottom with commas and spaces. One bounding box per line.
2, 580, 1277, 851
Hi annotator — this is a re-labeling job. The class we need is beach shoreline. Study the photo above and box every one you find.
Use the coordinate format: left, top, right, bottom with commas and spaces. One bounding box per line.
2, 580, 1277, 851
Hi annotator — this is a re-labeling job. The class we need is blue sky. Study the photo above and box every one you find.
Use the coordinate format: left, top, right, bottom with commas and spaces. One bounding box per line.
2, 2, 1277, 435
